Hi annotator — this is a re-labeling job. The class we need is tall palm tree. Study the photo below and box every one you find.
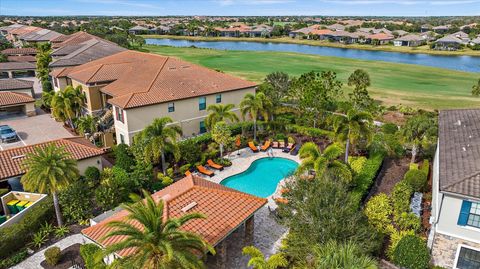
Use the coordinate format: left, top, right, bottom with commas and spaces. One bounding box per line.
134, 117, 182, 174
297, 142, 352, 182
205, 104, 239, 130
102, 190, 214, 269
333, 109, 373, 163
242, 246, 288, 269
313, 241, 377, 269
51, 85, 85, 128
240, 92, 271, 141
21, 144, 79, 226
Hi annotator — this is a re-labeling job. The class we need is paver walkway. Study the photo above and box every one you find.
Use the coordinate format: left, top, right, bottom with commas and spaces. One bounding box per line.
11, 234, 86, 269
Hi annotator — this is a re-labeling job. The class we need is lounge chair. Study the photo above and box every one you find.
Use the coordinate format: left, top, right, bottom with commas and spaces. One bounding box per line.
272, 141, 279, 148
185, 170, 192, 177
248, 142, 259, 153
282, 143, 295, 153
261, 140, 271, 151
207, 159, 224, 170
290, 143, 301, 156
197, 165, 215, 177
279, 141, 285, 148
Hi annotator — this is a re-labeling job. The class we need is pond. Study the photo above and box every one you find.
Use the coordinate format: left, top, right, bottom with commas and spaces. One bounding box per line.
146, 38, 480, 73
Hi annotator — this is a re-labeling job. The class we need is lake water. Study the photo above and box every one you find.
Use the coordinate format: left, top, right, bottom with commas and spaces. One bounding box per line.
146, 38, 480, 73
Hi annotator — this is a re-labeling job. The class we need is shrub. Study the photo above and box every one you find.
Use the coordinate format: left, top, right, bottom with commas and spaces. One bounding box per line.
393, 235, 430, 269
0, 249, 28, 268
381, 123, 398, 134
286, 124, 334, 139
387, 229, 415, 259
404, 169, 428, 192
421, 159, 430, 175
409, 163, 419, 170
391, 181, 413, 214
179, 163, 191, 175
0, 197, 54, 259
396, 212, 421, 232
114, 143, 135, 171
349, 156, 367, 175
44, 246, 61, 266
84, 166, 100, 188
364, 193, 393, 232
214, 157, 232, 167
351, 154, 384, 203
80, 244, 105, 269
166, 168, 174, 178
0, 188, 9, 197
95, 183, 121, 211
59, 181, 93, 224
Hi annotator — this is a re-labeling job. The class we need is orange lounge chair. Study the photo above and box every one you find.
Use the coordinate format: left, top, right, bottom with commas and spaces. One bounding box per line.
185, 170, 192, 176
207, 159, 224, 170
248, 142, 259, 153
197, 165, 215, 177
261, 140, 271, 151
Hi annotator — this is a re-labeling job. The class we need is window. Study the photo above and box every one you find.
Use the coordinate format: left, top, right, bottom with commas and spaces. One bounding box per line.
168, 103, 175, 113
115, 106, 124, 123
199, 97, 206, 111
216, 94, 222, 103
199, 121, 207, 134
53, 78, 58, 88
458, 201, 480, 228
456, 246, 480, 269
119, 134, 125, 144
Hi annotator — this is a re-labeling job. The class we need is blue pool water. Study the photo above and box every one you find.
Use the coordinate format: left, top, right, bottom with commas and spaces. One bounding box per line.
221, 157, 298, 198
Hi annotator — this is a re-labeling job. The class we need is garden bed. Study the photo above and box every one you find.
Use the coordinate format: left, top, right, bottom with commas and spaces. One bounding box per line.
40, 243, 84, 269
367, 157, 410, 198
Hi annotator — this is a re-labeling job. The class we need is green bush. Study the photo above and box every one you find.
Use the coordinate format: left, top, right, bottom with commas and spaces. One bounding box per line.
0, 249, 28, 268
349, 156, 367, 175
364, 193, 393, 232
113, 143, 135, 172
178, 138, 202, 164
44, 246, 61, 266
393, 235, 430, 269
179, 163, 191, 175
286, 124, 334, 139
421, 160, 430, 175
0, 188, 9, 197
381, 123, 398, 134
0, 197, 54, 259
404, 169, 428, 192
80, 244, 105, 269
351, 154, 384, 203
59, 181, 93, 224
214, 157, 232, 167
84, 166, 100, 188
396, 212, 421, 232
387, 229, 415, 259
391, 181, 413, 214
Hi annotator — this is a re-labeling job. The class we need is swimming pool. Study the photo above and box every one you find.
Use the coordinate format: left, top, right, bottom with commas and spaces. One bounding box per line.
220, 157, 299, 198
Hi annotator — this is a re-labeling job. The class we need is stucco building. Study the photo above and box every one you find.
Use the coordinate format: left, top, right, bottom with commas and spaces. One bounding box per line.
50, 50, 257, 145
430, 109, 480, 269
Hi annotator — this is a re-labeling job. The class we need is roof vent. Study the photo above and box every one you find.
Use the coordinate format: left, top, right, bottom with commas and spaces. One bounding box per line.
169, 67, 176, 70
181, 202, 197, 212
161, 194, 171, 201
462, 147, 467, 152
191, 90, 195, 93
11, 154, 26, 160
456, 120, 462, 126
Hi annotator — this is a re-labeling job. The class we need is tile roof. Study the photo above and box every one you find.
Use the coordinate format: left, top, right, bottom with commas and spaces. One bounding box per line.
0, 91, 34, 106
395, 34, 426, 42
59, 50, 257, 109
7, 55, 36, 62
1, 48, 37, 56
51, 31, 117, 49
19, 29, 63, 42
368, 33, 394, 40
0, 79, 34, 91
9, 26, 42, 36
439, 109, 480, 198
82, 175, 266, 257
0, 137, 104, 180
0, 62, 35, 71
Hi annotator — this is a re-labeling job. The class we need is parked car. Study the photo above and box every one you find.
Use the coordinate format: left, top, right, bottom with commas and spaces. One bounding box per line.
0, 125, 18, 143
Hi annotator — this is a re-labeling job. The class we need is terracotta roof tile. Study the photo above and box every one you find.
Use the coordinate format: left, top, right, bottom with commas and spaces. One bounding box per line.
0, 79, 34, 91
1, 48, 37, 56
0, 62, 35, 71
82, 175, 266, 257
7, 55, 36, 62
0, 91, 34, 106
0, 137, 104, 180
59, 50, 257, 109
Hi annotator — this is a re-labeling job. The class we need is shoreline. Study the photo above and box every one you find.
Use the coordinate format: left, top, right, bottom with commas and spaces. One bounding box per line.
140, 34, 480, 57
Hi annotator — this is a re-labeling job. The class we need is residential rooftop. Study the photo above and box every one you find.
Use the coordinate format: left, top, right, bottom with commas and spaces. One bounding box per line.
0, 91, 34, 107
0, 79, 34, 91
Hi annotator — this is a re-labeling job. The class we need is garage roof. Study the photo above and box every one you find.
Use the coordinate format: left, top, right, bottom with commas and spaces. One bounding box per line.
0, 91, 34, 106
0, 62, 35, 71
0, 79, 34, 91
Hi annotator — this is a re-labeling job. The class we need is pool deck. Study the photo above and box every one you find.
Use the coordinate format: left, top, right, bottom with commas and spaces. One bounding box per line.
196, 146, 299, 268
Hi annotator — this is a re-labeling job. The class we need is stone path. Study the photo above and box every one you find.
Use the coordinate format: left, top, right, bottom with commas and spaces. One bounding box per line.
11, 234, 86, 269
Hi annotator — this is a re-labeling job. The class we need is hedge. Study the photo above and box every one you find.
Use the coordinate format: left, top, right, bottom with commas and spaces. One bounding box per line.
286, 124, 334, 139
352, 154, 384, 204
393, 235, 430, 269
0, 197, 54, 259
80, 243, 106, 269
391, 181, 413, 214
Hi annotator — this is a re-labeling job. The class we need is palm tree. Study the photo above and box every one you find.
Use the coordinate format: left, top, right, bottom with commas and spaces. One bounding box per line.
21, 144, 79, 226
333, 109, 373, 163
205, 104, 239, 130
51, 85, 85, 128
76, 115, 97, 138
134, 117, 182, 174
313, 241, 377, 269
297, 142, 352, 182
401, 114, 437, 163
242, 246, 288, 269
240, 92, 271, 141
102, 190, 214, 269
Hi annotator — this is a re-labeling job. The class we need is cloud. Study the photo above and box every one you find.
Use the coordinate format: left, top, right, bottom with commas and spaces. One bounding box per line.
214, 0, 294, 6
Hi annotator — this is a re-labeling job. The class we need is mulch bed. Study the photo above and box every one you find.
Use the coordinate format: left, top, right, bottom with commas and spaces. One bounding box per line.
40, 243, 84, 269
367, 157, 410, 198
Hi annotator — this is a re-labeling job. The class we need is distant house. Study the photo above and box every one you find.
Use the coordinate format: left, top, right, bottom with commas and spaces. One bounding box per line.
1, 47, 37, 63
367, 33, 394, 45
430, 109, 480, 269
421, 24, 433, 33
435, 35, 466, 51
392, 30, 409, 37
18, 29, 63, 47
450, 31, 471, 43
0, 91, 36, 119
329, 31, 361, 44
128, 25, 150, 35
0, 62, 36, 79
0, 78, 35, 97
393, 34, 426, 47
246, 25, 273, 38
433, 25, 450, 34
326, 23, 345, 31
0, 137, 104, 190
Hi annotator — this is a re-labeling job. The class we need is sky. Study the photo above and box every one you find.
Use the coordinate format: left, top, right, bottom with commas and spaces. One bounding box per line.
0, 0, 479, 17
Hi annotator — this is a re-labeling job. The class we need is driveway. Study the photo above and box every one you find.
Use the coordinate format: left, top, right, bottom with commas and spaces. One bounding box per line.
0, 109, 74, 150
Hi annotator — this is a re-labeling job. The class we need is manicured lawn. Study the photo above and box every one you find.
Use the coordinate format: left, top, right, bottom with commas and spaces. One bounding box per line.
145, 44, 480, 110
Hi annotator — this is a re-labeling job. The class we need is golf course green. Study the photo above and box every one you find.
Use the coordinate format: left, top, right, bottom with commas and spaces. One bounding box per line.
145, 44, 480, 110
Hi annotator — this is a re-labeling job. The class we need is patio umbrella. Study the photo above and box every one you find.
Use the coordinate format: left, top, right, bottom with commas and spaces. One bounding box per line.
235, 135, 241, 155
